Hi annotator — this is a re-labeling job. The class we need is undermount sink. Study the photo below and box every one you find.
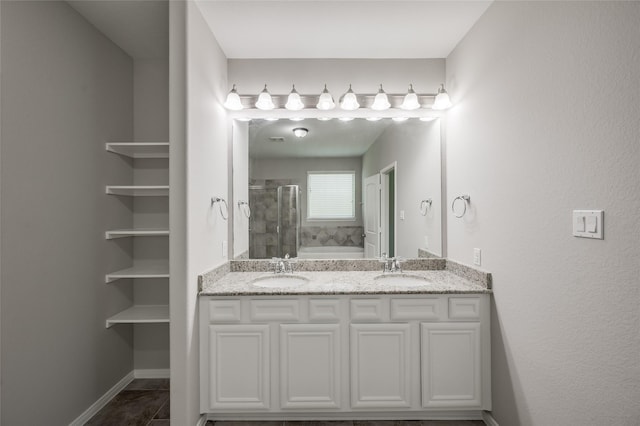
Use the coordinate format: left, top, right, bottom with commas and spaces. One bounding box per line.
251, 274, 310, 288
373, 273, 432, 287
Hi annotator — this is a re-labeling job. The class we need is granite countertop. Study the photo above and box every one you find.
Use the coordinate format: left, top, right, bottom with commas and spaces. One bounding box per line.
199, 269, 490, 296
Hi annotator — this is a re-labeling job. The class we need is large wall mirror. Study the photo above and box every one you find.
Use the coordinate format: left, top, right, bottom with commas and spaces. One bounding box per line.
232, 117, 442, 260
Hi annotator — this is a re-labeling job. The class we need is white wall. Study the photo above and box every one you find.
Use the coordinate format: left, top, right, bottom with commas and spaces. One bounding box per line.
362, 120, 442, 257
251, 156, 363, 228
445, 2, 640, 425
170, 2, 228, 425
1, 1, 134, 423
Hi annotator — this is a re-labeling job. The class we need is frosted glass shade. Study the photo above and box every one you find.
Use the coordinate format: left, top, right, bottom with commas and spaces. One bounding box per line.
316, 84, 336, 110
340, 85, 360, 111
255, 85, 275, 110
285, 85, 304, 111
371, 85, 391, 111
223, 85, 243, 110
432, 87, 452, 110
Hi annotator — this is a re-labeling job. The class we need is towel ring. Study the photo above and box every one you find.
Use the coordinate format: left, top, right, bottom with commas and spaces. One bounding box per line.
238, 200, 251, 218
419, 199, 432, 216
451, 195, 470, 218
211, 196, 228, 220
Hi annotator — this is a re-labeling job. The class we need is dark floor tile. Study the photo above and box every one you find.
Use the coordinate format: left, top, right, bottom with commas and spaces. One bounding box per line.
85, 390, 169, 426
148, 421, 171, 426
285, 422, 353, 426
210, 422, 284, 426
124, 378, 170, 391
153, 399, 170, 419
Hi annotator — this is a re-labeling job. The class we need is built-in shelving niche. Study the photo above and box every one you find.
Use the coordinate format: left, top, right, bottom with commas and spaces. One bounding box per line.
105, 141, 170, 328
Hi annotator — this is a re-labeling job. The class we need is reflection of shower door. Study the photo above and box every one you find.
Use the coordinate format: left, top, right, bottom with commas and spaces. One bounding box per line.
277, 185, 300, 258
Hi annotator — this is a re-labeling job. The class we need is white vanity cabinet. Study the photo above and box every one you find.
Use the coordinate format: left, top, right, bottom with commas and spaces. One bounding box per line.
199, 293, 491, 419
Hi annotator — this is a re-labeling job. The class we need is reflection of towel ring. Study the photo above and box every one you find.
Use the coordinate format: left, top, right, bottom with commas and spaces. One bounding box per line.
451, 195, 470, 218
211, 196, 228, 220
419, 199, 432, 216
238, 200, 251, 218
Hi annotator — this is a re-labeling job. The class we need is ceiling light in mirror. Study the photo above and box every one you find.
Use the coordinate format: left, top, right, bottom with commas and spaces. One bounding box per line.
371, 84, 391, 111
339, 117, 355, 121
366, 117, 383, 121
292, 127, 309, 138
317, 117, 333, 121
289, 117, 304, 122
400, 84, 421, 110
265, 117, 279, 121
285, 84, 304, 111
255, 84, 275, 110
340, 84, 360, 110
316, 84, 336, 110
392, 117, 409, 122
224, 84, 243, 110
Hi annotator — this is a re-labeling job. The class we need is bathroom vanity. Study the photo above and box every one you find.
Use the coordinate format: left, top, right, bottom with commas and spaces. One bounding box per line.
199, 263, 491, 421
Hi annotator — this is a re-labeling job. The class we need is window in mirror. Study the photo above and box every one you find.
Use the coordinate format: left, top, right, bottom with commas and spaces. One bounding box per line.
307, 171, 356, 220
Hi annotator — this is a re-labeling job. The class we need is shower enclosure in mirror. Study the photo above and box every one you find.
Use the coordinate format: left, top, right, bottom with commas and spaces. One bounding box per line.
232, 118, 442, 260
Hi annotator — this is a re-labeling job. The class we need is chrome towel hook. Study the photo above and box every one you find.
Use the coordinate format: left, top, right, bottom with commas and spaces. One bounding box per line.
211, 196, 228, 220
419, 199, 432, 216
237, 200, 251, 218
451, 195, 470, 218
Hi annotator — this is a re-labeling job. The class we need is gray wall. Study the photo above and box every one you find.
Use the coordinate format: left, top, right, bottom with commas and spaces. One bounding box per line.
362, 120, 442, 257
132, 59, 170, 370
1, 1, 134, 424
446, 2, 640, 425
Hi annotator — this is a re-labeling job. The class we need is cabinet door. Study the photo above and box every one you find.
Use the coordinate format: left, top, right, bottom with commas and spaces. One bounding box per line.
207, 324, 270, 410
421, 322, 481, 408
350, 323, 411, 408
280, 324, 341, 409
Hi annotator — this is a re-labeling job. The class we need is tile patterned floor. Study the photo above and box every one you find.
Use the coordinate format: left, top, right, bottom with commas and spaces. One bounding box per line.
208, 421, 486, 425
86, 378, 170, 426
86, 380, 484, 426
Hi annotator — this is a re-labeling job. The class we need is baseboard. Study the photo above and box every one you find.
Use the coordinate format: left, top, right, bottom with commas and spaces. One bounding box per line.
482, 411, 500, 426
196, 414, 209, 426
69, 371, 134, 426
134, 368, 170, 379
205, 410, 484, 422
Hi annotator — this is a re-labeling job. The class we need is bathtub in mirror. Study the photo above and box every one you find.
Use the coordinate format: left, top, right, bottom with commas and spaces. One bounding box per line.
231, 117, 442, 260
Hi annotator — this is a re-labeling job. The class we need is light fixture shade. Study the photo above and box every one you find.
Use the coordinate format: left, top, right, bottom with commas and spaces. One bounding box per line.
432, 84, 452, 110
223, 84, 243, 110
366, 117, 383, 121
400, 84, 421, 110
340, 84, 360, 111
316, 84, 336, 110
255, 84, 275, 110
285, 85, 304, 111
371, 84, 391, 111
292, 127, 308, 138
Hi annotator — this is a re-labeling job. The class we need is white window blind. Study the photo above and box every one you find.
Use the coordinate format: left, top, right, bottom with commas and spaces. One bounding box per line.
307, 172, 355, 220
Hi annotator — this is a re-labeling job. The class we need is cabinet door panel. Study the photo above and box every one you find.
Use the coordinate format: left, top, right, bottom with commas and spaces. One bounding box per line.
280, 324, 341, 409
208, 324, 270, 410
350, 323, 411, 408
421, 323, 481, 408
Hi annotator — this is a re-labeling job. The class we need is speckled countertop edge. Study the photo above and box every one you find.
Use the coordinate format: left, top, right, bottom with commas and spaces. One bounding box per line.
200, 261, 491, 296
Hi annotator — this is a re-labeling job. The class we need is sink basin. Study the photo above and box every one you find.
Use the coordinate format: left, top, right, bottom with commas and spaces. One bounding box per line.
374, 273, 432, 287
251, 274, 310, 288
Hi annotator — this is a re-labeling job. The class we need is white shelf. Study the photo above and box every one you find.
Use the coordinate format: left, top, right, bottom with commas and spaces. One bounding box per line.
106, 142, 169, 159
105, 228, 169, 239
106, 185, 169, 197
105, 261, 170, 283
105, 305, 170, 328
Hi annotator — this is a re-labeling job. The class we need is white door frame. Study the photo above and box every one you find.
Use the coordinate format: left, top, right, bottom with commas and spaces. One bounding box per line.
379, 162, 397, 258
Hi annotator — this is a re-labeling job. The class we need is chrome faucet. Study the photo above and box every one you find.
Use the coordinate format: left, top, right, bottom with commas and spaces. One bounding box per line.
379, 253, 403, 273
271, 253, 297, 274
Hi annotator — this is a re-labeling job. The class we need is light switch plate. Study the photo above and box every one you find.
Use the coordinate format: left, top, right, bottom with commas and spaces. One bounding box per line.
572, 210, 603, 239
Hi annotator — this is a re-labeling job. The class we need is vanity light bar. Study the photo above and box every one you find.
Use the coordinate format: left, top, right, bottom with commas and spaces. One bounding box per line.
224, 84, 451, 111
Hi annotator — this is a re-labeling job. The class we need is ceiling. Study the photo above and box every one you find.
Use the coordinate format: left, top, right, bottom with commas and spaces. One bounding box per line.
196, 0, 492, 59
249, 118, 392, 158
68, 1, 491, 60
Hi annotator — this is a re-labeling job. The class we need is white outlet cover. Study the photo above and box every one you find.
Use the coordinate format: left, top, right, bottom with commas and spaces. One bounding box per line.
473, 248, 481, 266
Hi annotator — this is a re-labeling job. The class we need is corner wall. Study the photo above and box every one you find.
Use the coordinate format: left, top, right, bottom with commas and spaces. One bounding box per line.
445, 2, 640, 424
1, 1, 134, 423
170, 2, 228, 424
